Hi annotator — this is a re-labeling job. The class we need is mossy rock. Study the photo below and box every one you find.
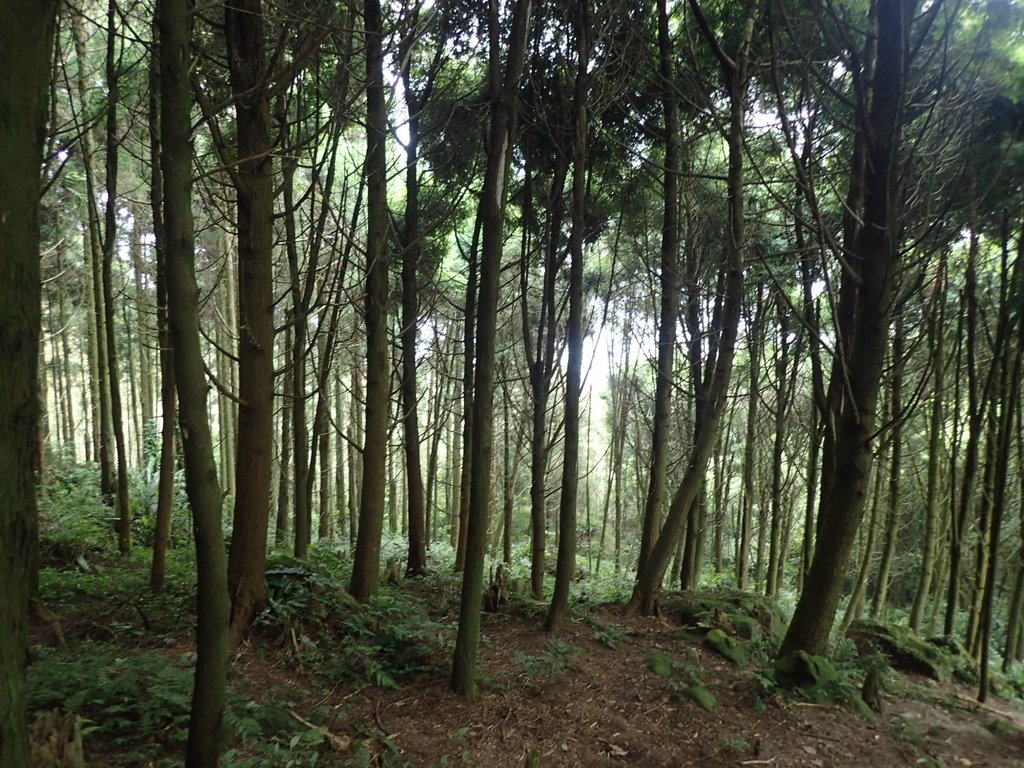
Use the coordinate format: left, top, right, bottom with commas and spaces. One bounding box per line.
685, 684, 716, 711
705, 628, 747, 665
727, 612, 762, 641
925, 635, 977, 684
647, 651, 674, 678
773, 651, 839, 689
847, 620, 951, 682
660, 589, 786, 642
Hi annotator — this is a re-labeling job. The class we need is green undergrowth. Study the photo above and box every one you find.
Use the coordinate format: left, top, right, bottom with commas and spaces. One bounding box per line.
258, 548, 452, 689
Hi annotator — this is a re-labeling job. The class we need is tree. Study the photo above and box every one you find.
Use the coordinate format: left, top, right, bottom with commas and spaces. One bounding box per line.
451, 0, 533, 697
781, 0, 914, 657
350, 0, 391, 602
223, 0, 277, 645
545, 0, 590, 634
158, 0, 230, 763
0, 2, 58, 762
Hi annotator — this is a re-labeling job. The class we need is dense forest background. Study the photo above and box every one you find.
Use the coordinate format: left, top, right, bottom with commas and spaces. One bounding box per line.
4, 0, 1024, 765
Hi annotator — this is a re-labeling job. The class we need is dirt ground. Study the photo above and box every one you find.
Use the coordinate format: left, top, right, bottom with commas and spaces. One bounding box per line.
241, 596, 1024, 768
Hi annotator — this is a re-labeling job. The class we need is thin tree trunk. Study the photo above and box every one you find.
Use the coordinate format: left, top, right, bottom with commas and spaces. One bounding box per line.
350, 0, 391, 601
148, 28, 176, 590
546, 0, 589, 633
452, 0, 532, 697
910, 272, 947, 630
738, 288, 764, 590
637, 0, 681, 577
100, 0, 132, 555
276, 321, 293, 546
872, 316, 905, 618
159, 1, 230, 763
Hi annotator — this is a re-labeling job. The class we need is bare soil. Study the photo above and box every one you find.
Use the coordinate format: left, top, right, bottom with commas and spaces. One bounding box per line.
29, 570, 1024, 768
249, 593, 1024, 768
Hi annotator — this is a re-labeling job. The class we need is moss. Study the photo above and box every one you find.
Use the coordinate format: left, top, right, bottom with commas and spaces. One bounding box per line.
647, 651, 674, 678
848, 620, 952, 682
705, 628, 748, 665
727, 613, 762, 641
685, 684, 716, 711
773, 651, 839, 689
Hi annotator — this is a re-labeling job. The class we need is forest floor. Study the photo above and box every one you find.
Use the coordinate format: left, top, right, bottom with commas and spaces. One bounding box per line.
26, 551, 1024, 767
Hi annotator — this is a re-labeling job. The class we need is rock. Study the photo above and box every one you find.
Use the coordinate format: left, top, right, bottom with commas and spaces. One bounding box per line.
847, 620, 952, 682
727, 612, 762, 641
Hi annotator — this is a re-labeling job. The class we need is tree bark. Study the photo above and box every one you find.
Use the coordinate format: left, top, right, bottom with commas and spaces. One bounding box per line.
0, 2, 57, 762
350, 0, 391, 602
159, 1, 230, 763
636, 0, 682, 580
780, 0, 912, 657
148, 26, 177, 590
225, 0, 276, 645
546, 0, 589, 634
452, 0, 533, 697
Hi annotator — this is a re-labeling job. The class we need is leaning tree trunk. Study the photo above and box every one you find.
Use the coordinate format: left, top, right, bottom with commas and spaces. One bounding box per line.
0, 2, 57, 763
780, 0, 911, 658
628, 0, 754, 615
159, 1, 231, 764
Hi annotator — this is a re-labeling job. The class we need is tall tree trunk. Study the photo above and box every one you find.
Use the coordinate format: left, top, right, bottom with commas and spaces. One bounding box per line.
276, 321, 293, 546
148, 27, 177, 590
945, 281, 972, 635
451, 0, 532, 697
225, 0, 276, 645
546, 0, 589, 633
780, 0, 911, 657
399, 27, 427, 576
766, 296, 792, 597
455, 216, 480, 570
636, 0, 682, 580
910, 267, 947, 630
871, 316, 905, 618
0, 2, 57, 762
159, 1, 230, 763
522, 155, 565, 597
738, 287, 764, 590
350, 0, 390, 601
100, 0, 132, 555
628, 0, 753, 615
72, 9, 114, 503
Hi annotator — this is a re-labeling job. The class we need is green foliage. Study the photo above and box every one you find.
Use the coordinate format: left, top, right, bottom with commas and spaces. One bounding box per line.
28, 644, 192, 763
38, 450, 113, 564
260, 547, 448, 690
127, 458, 189, 547
515, 640, 581, 678
682, 684, 716, 711
586, 616, 631, 649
